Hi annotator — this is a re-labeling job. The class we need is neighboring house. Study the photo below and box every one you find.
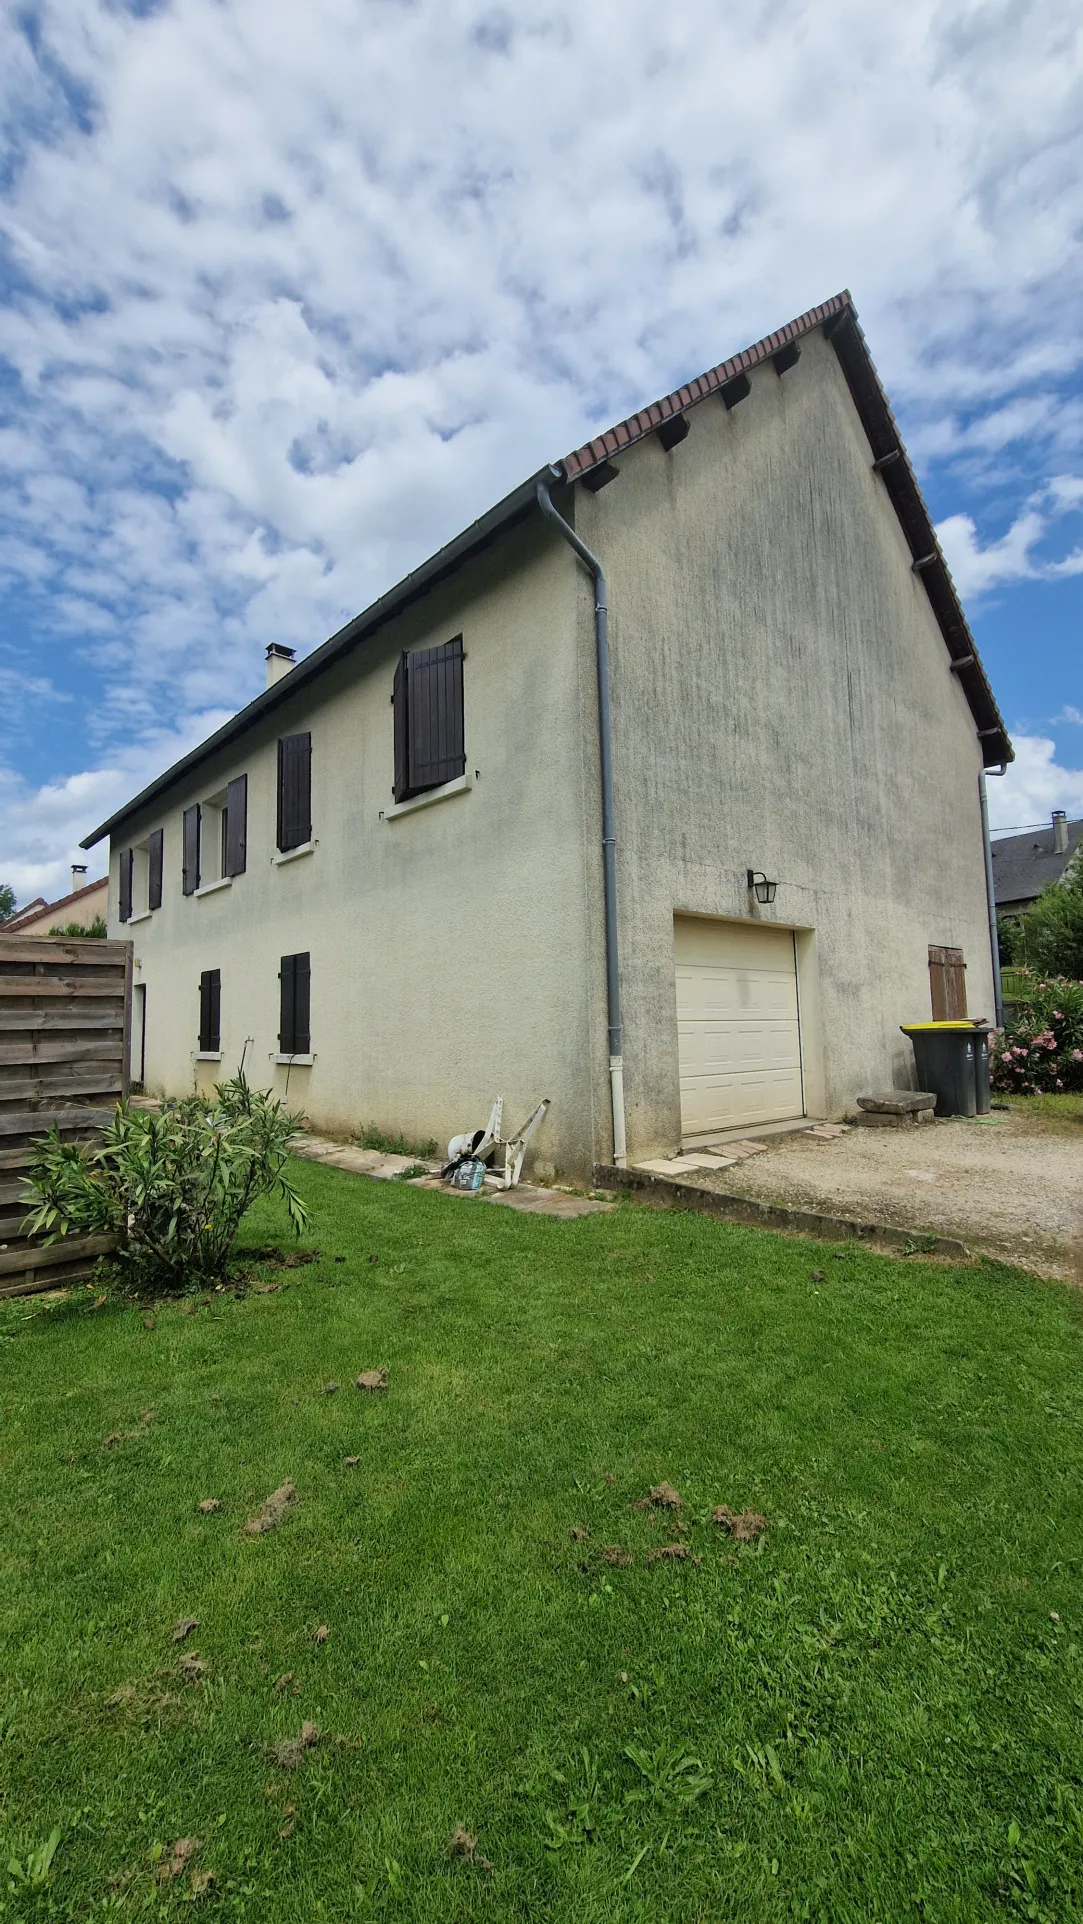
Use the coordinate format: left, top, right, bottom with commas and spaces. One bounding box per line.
6, 871, 109, 936
81, 291, 1011, 1178
992, 812, 1082, 916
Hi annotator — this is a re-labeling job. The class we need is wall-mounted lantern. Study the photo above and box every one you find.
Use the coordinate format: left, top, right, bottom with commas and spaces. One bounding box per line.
746, 869, 778, 905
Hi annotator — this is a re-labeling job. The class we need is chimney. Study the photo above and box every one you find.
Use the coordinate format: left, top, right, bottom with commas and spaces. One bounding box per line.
1053, 809, 1069, 855
71, 863, 87, 891
265, 643, 296, 689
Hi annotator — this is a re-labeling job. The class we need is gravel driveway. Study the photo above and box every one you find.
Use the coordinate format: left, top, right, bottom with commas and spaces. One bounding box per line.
691, 1111, 1083, 1281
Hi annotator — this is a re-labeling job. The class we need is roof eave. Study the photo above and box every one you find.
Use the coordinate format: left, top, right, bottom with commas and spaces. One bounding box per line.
560, 293, 1012, 771
81, 466, 552, 849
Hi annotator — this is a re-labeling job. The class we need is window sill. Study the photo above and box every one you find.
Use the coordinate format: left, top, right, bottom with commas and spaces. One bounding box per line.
195, 877, 232, 898
127, 909, 154, 926
272, 1052, 316, 1066
272, 841, 316, 866
384, 772, 472, 819
193, 1050, 222, 1062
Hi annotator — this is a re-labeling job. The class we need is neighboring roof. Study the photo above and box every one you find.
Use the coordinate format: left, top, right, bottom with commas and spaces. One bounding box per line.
83, 291, 1011, 849
991, 819, 1083, 908
3, 896, 46, 929
6, 876, 108, 931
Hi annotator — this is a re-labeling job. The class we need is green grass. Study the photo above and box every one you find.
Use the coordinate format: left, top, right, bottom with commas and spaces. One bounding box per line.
996, 1091, 1083, 1124
356, 1125, 439, 1159
3, 1165, 1083, 1921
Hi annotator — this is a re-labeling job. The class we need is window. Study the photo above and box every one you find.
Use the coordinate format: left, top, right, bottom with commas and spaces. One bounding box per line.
148, 828, 164, 910
392, 637, 465, 803
277, 735, 311, 852
929, 946, 967, 1020
182, 805, 201, 896
224, 774, 247, 877
118, 848, 134, 923
279, 952, 311, 1054
198, 968, 221, 1052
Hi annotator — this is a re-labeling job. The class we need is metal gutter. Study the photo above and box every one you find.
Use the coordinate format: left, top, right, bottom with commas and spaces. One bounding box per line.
81, 469, 550, 848
536, 476, 627, 1168
979, 767, 1006, 1026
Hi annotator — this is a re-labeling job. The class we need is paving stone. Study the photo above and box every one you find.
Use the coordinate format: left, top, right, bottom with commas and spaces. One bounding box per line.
488, 1185, 614, 1217
807, 1124, 849, 1140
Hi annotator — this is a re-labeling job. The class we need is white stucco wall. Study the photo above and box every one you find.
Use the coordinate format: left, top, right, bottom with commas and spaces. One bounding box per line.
108, 519, 601, 1178
572, 327, 997, 1157
106, 326, 1001, 1179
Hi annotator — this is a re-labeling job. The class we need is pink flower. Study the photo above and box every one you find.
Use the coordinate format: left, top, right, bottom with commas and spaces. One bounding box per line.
1073, 1050, 1083, 1062
1056, 1079, 1064, 1088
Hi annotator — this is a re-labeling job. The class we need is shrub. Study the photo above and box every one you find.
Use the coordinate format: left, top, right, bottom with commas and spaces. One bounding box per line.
990, 976, 1083, 1095
48, 916, 107, 937
1000, 848, 1083, 980
24, 1070, 308, 1292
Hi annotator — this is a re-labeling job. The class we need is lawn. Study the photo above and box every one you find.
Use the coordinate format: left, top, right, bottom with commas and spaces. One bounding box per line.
2, 1161, 1083, 1922
998, 1091, 1083, 1127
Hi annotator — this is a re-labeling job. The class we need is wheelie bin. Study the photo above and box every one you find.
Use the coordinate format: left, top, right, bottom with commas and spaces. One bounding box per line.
971, 1024, 993, 1115
900, 1022, 978, 1117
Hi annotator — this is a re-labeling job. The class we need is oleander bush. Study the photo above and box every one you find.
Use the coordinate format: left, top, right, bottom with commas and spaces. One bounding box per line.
24, 1070, 307, 1291
990, 975, 1083, 1094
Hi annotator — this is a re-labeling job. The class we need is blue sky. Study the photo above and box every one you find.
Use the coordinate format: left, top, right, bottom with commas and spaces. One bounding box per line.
1, 0, 1081, 900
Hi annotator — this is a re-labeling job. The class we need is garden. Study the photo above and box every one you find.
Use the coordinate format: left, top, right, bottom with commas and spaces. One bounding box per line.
3, 1144, 1083, 1920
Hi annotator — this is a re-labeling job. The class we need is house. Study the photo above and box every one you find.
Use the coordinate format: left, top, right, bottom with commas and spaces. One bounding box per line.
81, 292, 1011, 1178
6, 869, 108, 936
992, 812, 1082, 916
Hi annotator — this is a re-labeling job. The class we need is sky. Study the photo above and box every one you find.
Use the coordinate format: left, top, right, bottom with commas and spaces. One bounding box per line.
1, 0, 1081, 904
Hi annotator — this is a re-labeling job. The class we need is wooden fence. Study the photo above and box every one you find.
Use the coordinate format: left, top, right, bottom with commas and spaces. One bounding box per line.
0, 935, 131, 1298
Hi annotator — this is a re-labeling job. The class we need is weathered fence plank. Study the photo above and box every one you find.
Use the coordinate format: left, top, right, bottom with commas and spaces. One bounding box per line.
0, 935, 131, 1296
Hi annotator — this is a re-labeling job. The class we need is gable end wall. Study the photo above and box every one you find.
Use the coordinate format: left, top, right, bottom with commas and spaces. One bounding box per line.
574, 327, 995, 1149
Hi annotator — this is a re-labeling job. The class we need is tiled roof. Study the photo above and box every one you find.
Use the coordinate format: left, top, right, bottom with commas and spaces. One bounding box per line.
559, 291, 1010, 768
83, 291, 1013, 848
562, 294, 849, 477
6, 876, 106, 930
992, 820, 1082, 908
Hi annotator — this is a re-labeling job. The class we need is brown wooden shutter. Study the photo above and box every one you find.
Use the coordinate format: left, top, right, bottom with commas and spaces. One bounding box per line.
182, 805, 201, 895
277, 735, 311, 851
279, 953, 295, 1051
408, 638, 465, 795
278, 952, 310, 1053
118, 848, 133, 923
294, 952, 310, 1053
148, 829, 163, 910
929, 946, 967, 1020
225, 775, 247, 876
199, 968, 220, 1051
393, 654, 409, 803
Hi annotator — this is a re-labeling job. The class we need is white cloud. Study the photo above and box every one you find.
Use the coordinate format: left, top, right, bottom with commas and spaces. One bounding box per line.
0, 0, 1082, 889
0, 710, 234, 907
986, 735, 1083, 833
935, 477, 1083, 598
935, 508, 1047, 598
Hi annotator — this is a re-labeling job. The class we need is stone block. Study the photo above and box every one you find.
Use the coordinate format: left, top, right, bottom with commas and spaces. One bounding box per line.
856, 1091, 937, 1114
855, 1107, 935, 1128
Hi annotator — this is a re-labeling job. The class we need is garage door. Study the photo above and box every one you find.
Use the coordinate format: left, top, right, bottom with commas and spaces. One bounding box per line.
674, 916, 804, 1136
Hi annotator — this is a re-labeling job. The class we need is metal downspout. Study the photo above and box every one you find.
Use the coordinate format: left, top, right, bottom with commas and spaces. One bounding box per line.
979, 766, 1005, 1027
536, 476, 627, 1167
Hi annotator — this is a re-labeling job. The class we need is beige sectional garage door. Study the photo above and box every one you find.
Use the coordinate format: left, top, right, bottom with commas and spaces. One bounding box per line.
674, 916, 804, 1136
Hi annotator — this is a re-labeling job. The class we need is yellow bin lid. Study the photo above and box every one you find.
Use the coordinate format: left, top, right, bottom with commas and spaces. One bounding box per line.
901, 1022, 976, 1032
